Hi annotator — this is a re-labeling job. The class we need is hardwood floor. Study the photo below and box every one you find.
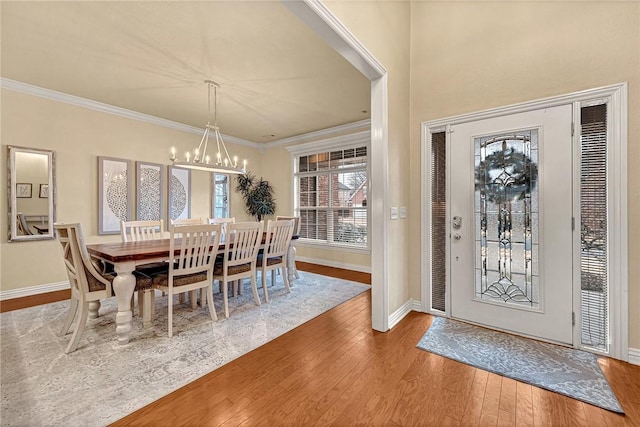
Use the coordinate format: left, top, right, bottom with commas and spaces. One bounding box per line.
110, 265, 639, 427
3, 264, 638, 426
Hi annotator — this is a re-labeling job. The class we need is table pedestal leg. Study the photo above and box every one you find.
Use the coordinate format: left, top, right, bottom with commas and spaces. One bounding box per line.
112, 262, 136, 345
287, 244, 298, 285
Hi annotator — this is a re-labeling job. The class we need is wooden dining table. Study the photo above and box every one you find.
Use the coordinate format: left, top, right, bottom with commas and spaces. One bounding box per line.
86, 234, 299, 345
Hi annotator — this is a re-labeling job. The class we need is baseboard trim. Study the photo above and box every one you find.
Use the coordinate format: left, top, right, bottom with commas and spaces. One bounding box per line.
295, 256, 371, 273
388, 299, 421, 330
629, 348, 640, 366
0, 281, 70, 301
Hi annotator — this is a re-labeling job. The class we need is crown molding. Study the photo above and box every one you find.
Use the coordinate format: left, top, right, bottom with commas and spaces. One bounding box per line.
264, 118, 371, 149
285, 129, 370, 155
0, 78, 261, 149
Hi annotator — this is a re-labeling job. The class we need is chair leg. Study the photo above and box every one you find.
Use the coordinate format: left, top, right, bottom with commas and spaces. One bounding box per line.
65, 300, 89, 353
282, 266, 291, 293
142, 289, 154, 329
223, 280, 230, 318
190, 290, 197, 310
168, 291, 173, 338
88, 300, 101, 319
59, 298, 79, 336
271, 270, 276, 287
250, 274, 261, 306
261, 268, 269, 303
206, 285, 217, 321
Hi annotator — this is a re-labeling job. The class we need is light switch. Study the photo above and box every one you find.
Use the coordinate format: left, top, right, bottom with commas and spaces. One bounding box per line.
400, 207, 407, 219
390, 207, 398, 220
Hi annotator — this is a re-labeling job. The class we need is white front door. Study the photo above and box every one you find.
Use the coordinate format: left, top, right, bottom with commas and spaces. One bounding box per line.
449, 105, 574, 345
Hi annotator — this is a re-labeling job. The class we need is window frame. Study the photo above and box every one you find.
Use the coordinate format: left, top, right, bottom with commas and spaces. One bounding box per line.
287, 132, 371, 252
210, 173, 230, 219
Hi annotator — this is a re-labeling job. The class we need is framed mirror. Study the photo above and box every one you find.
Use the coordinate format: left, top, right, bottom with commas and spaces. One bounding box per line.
7, 145, 56, 242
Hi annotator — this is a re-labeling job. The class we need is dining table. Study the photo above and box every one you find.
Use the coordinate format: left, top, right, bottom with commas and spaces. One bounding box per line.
86, 233, 299, 345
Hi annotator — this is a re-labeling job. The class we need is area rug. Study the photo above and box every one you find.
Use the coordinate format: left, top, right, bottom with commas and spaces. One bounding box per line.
0, 272, 370, 426
416, 317, 623, 413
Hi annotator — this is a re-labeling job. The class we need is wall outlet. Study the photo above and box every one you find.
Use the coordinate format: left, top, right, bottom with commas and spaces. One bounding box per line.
400, 207, 407, 219
390, 207, 398, 220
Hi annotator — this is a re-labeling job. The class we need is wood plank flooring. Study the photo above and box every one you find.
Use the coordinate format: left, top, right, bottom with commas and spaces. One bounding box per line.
2, 264, 638, 426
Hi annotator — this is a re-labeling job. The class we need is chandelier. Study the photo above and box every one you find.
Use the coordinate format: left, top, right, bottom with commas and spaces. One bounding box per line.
170, 80, 246, 174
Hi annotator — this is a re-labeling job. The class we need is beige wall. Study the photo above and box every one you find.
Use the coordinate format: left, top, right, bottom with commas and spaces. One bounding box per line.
325, 0, 412, 312
0, 89, 262, 290
408, 2, 640, 347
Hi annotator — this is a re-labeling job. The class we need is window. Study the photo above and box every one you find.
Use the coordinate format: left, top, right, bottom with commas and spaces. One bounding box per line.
294, 145, 368, 248
211, 173, 230, 218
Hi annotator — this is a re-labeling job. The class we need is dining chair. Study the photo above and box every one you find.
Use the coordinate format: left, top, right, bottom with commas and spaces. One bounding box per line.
170, 218, 207, 226
151, 223, 221, 337
17, 213, 33, 235
213, 221, 264, 318
276, 215, 301, 279
121, 219, 165, 242
259, 219, 295, 303
54, 222, 154, 353
208, 217, 235, 236
120, 219, 168, 318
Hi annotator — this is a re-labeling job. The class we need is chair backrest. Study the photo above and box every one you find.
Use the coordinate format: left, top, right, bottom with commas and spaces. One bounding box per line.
276, 215, 300, 235
168, 223, 221, 280
209, 217, 235, 236
17, 213, 33, 235
171, 218, 207, 226
120, 219, 164, 242
264, 219, 295, 261
54, 222, 111, 296
223, 221, 264, 268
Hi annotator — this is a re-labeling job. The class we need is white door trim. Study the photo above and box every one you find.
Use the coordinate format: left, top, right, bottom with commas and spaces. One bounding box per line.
282, 0, 390, 332
421, 83, 628, 360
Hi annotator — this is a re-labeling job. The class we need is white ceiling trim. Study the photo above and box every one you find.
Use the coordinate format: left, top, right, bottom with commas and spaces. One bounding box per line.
285, 129, 369, 155
265, 118, 370, 148
0, 78, 261, 149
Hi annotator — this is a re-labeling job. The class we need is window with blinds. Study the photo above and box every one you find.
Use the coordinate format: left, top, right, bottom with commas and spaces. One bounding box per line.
431, 132, 447, 312
294, 146, 368, 247
580, 103, 608, 352
211, 173, 230, 219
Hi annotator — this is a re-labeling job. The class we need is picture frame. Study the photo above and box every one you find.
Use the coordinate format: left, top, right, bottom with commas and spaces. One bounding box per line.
136, 161, 165, 221
39, 184, 49, 198
16, 183, 32, 198
168, 165, 191, 227
98, 156, 133, 235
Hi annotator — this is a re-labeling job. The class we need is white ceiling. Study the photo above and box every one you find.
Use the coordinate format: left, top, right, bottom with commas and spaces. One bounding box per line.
1, 1, 371, 143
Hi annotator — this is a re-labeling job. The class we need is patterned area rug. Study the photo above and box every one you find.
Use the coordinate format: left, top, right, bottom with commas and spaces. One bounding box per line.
417, 317, 623, 413
0, 272, 370, 426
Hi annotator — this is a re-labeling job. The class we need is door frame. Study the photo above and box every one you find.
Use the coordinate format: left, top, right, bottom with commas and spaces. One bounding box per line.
420, 83, 628, 360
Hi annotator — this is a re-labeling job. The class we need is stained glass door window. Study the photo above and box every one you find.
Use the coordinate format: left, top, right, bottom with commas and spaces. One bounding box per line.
474, 129, 540, 309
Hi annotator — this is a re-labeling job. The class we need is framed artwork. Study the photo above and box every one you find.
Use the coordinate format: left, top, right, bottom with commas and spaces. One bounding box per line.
39, 184, 49, 198
136, 161, 165, 221
16, 183, 32, 198
168, 165, 191, 226
98, 156, 133, 235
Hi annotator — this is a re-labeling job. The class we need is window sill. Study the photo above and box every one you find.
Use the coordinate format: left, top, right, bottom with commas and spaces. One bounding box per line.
296, 239, 371, 254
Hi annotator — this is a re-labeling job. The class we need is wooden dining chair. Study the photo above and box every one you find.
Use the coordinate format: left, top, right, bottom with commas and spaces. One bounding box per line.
54, 222, 153, 353
151, 223, 221, 337
17, 213, 33, 235
213, 221, 264, 318
170, 218, 207, 226
276, 215, 300, 279
259, 219, 295, 303
120, 219, 168, 318
208, 217, 235, 236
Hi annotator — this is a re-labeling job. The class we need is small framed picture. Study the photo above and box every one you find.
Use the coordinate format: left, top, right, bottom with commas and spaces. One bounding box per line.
16, 183, 32, 198
39, 184, 49, 198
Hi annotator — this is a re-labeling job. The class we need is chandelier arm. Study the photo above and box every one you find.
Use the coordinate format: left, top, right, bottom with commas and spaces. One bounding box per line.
216, 129, 236, 167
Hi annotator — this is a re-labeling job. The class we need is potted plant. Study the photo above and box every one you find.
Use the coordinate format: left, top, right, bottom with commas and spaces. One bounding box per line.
235, 172, 276, 221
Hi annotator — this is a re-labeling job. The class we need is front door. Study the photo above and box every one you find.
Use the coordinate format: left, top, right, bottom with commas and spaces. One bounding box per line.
449, 105, 574, 345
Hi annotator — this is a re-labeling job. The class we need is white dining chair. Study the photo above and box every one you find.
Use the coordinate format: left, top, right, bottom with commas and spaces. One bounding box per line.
54, 222, 154, 352
208, 217, 235, 236
213, 221, 264, 318
151, 223, 221, 337
171, 218, 208, 226
276, 215, 301, 280
259, 219, 295, 303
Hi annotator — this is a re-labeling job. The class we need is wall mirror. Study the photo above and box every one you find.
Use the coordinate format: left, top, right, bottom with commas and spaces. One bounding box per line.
7, 145, 56, 242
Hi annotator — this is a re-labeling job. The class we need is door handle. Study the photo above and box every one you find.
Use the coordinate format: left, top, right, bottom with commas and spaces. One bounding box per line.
454, 233, 462, 240
452, 216, 462, 229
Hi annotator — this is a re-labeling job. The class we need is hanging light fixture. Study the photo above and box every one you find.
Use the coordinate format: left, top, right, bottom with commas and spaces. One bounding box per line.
170, 80, 247, 174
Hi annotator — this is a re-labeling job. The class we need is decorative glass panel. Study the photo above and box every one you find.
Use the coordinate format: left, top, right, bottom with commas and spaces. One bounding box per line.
474, 129, 539, 308
431, 132, 446, 312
